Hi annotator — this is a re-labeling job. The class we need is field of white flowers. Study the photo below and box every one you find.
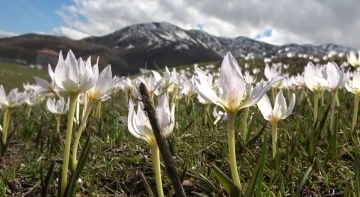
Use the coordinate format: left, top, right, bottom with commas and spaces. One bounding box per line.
0, 50, 360, 196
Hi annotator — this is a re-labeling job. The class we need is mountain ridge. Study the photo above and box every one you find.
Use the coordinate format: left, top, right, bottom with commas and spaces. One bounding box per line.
0, 22, 356, 75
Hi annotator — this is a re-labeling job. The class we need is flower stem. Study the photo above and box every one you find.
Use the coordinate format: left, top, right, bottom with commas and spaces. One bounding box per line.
227, 112, 241, 189
1, 108, 9, 146
242, 107, 249, 144
60, 93, 78, 197
150, 143, 164, 197
272, 87, 276, 104
271, 121, 278, 159
26, 105, 32, 118
351, 94, 359, 133
330, 91, 337, 134
56, 115, 61, 134
313, 91, 319, 123
71, 100, 95, 170
204, 104, 210, 126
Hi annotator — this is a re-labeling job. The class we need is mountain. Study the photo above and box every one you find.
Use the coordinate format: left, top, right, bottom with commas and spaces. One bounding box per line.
0, 22, 357, 76
0, 34, 132, 75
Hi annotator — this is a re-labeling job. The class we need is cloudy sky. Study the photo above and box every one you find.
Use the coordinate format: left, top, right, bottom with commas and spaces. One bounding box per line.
1, 0, 359, 49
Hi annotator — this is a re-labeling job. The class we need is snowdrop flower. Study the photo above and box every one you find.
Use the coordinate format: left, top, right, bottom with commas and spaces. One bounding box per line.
244, 71, 256, 84
252, 68, 260, 74
127, 94, 175, 197
257, 90, 295, 158
138, 75, 160, 99
33, 64, 62, 98
46, 97, 69, 115
194, 52, 283, 188
0, 85, 26, 146
315, 62, 346, 135
347, 51, 360, 68
128, 94, 175, 145
0, 86, 26, 109
87, 65, 113, 102
304, 62, 324, 122
55, 50, 99, 196
315, 62, 346, 92
257, 91, 295, 124
25, 92, 39, 118
345, 71, 360, 132
54, 50, 98, 95
25, 92, 38, 106
72, 65, 114, 170
213, 107, 227, 124
195, 53, 283, 114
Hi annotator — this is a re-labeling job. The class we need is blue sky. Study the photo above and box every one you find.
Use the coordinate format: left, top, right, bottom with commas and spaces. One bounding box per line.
0, 0, 358, 49
1, 0, 71, 34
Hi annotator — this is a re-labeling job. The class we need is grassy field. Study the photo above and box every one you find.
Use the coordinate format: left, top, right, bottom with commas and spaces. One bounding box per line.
0, 56, 358, 196
0, 62, 49, 91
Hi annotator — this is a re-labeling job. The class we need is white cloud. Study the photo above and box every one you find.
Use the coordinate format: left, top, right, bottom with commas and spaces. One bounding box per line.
0, 30, 18, 38
52, 26, 89, 40
55, 0, 360, 49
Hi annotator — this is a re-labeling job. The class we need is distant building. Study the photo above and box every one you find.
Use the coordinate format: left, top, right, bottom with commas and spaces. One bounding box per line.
36, 49, 59, 68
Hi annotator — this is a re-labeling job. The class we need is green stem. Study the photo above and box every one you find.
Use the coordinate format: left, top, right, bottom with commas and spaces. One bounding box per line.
204, 104, 210, 126
313, 91, 319, 123
60, 93, 78, 197
299, 88, 305, 103
26, 105, 32, 118
330, 91, 337, 135
82, 93, 88, 119
272, 87, 276, 104
71, 100, 95, 170
321, 89, 325, 106
227, 112, 241, 189
1, 108, 9, 146
151, 143, 164, 197
242, 107, 249, 144
271, 121, 278, 159
335, 91, 340, 107
56, 115, 61, 134
352, 94, 359, 133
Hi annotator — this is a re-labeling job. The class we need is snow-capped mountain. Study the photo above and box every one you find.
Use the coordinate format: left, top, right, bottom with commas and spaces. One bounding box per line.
84, 22, 356, 59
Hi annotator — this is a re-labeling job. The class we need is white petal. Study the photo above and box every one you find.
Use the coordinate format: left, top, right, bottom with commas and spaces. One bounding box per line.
273, 90, 287, 118
256, 94, 272, 120
281, 93, 296, 119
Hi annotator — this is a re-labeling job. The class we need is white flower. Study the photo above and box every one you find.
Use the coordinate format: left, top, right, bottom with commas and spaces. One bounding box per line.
304, 62, 324, 92
87, 65, 113, 101
46, 97, 69, 115
347, 51, 360, 68
315, 62, 345, 92
33, 64, 62, 97
54, 50, 98, 94
195, 52, 284, 114
257, 90, 296, 124
25, 92, 39, 106
213, 107, 227, 125
0, 85, 26, 109
127, 94, 175, 145
345, 71, 360, 95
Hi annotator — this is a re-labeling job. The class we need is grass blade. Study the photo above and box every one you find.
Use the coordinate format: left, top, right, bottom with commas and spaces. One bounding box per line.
295, 165, 313, 197
210, 163, 241, 197
139, 171, 156, 197
247, 132, 267, 197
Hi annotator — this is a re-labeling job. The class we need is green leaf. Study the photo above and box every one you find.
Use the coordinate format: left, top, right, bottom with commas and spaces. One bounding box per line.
210, 164, 241, 197
247, 132, 267, 197
245, 121, 267, 148
355, 146, 360, 197
139, 171, 156, 197
41, 160, 55, 197
64, 134, 91, 197
295, 165, 313, 197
